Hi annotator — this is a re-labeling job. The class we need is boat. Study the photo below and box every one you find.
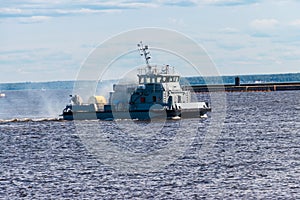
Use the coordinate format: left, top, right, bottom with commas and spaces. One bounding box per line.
0, 92, 5, 98
61, 42, 211, 120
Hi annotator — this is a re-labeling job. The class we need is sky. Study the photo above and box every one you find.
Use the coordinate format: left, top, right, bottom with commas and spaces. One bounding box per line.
1, 0, 300, 83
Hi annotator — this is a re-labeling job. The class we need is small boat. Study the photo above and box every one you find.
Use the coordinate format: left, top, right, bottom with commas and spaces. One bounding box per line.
62, 42, 211, 120
0, 92, 5, 98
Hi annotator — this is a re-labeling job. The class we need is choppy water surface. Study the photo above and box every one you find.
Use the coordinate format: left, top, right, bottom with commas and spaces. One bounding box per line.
0, 91, 299, 199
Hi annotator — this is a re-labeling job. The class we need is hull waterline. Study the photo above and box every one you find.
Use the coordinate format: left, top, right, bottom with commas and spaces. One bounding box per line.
62, 108, 211, 121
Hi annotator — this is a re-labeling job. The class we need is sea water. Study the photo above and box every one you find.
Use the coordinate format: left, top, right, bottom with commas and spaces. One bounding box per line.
0, 87, 299, 199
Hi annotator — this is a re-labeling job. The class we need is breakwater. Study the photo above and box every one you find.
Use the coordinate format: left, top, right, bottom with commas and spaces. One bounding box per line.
189, 82, 300, 93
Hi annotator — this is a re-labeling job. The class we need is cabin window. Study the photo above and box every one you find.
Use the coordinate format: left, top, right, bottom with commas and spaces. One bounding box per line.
140, 97, 145, 103
140, 77, 146, 84
152, 96, 157, 102
156, 77, 161, 83
178, 96, 182, 103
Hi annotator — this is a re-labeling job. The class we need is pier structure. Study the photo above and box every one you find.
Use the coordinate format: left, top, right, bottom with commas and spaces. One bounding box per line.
188, 80, 300, 93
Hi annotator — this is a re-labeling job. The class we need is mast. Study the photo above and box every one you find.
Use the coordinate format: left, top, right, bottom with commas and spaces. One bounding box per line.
137, 41, 151, 73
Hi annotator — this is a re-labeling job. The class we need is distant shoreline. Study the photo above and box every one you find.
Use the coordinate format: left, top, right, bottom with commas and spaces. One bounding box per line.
1, 72, 299, 91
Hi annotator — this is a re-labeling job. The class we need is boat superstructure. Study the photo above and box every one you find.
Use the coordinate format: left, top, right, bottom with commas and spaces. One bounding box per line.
62, 42, 211, 120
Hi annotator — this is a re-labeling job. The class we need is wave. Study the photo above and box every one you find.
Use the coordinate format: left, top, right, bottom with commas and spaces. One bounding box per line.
0, 117, 64, 123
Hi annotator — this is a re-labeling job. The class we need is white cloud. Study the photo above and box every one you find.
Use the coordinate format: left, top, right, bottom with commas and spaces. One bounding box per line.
219, 27, 240, 34
0, 8, 23, 14
55, 8, 121, 15
158, 0, 197, 7
19, 16, 51, 23
250, 19, 279, 30
281, 47, 300, 60
81, 1, 158, 9
289, 19, 300, 27
0, 0, 261, 22
202, 0, 260, 6
0, 1, 159, 22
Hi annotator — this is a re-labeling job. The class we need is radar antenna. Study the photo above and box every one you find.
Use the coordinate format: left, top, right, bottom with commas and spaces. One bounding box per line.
137, 41, 151, 73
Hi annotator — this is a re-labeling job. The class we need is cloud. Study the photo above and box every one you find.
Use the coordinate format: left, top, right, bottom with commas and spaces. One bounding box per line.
0, 8, 22, 14
218, 27, 240, 34
217, 42, 244, 51
289, 19, 300, 27
0, 0, 263, 23
19, 15, 51, 23
80, 1, 158, 10
0, 1, 160, 23
55, 8, 121, 15
250, 19, 279, 30
0, 47, 78, 82
250, 32, 273, 38
0, 48, 73, 66
203, 0, 260, 6
161, 1, 197, 7
281, 51, 300, 61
